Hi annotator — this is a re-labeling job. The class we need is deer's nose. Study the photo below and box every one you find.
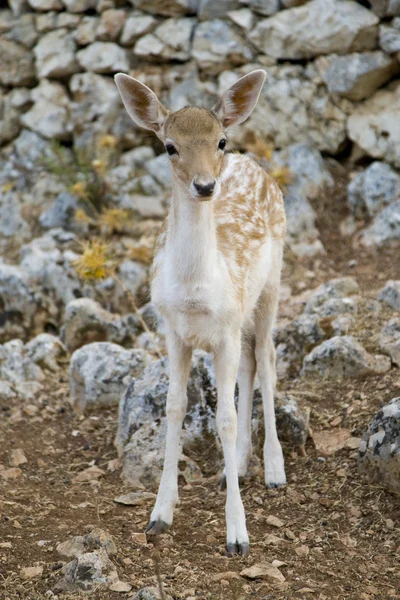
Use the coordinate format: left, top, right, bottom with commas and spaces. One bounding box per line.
193, 180, 216, 197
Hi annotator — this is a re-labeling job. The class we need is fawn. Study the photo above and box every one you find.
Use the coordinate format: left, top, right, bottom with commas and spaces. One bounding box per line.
115, 69, 286, 555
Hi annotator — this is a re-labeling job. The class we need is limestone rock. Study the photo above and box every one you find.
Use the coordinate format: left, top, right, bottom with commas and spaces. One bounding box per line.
198, 0, 241, 20
134, 18, 195, 61
227, 8, 255, 31
378, 280, 400, 310
0, 261, 37, 343
7, 13, 38, 49
39, 192, 80, 231
75, 16, 99, 46
318, 52, 397, 101
379, 318, 400, 366
34, 29, 79, 79
77, 42, 129, 73
249, 0, 379, 60
361, 200, 400, 246
57, 529, 117, 558
132, 588, 173, 600
358, 397, 400, 494
302, 336, 391, 379
61, 0, 96, 11
379, 23, 400, 53
244, 0, 280, 16
25, 333, 67, 371
0, 339, 44, 385
62, 298, 137, 352
219, 64, 348, 154
370, 0, 400, 17
193, 20, 252, 74
128, 0, 196, 17
21, 80, 72, 141
96, 9, 127, 41
56, 550, 118, 592
0, 40, 35, 87
304, 277, 359, 315
121, 14, 157, 45
275, 314, 325, 376
347, 83, 400, 168
28, 0, 62, 10
348, 162, 400, 219
69, 342, 149, 412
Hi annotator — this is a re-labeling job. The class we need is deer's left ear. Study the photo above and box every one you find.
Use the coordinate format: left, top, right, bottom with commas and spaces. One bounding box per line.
213, 69, 266, 129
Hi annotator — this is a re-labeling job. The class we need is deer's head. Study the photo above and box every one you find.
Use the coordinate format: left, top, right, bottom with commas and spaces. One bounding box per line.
115, 70, 266, 200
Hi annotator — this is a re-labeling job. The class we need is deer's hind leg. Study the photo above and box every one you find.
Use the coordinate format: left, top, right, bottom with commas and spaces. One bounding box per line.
236, 333, 256, 480
254, 283, 286, 489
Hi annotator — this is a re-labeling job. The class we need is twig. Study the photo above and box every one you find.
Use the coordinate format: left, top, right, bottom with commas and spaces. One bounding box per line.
153, 534, 167, 600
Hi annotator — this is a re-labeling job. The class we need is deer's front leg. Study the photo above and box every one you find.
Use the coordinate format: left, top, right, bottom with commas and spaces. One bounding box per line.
146, 331, 192, 535
215, 333, 249, 556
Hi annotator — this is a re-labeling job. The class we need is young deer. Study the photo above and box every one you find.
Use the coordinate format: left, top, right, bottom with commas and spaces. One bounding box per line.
115, 70, 286, 556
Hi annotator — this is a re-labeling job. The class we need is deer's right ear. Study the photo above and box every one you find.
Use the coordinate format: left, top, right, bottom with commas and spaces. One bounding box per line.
114, 73, 169, 136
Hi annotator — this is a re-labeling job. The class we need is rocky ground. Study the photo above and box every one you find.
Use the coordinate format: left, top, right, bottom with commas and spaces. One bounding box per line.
1, 191, 400, 599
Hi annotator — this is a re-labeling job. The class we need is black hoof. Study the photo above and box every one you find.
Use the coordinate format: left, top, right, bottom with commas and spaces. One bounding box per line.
226, 542, 250, 557
266, 482, 286, 489
145, 520, 169, 536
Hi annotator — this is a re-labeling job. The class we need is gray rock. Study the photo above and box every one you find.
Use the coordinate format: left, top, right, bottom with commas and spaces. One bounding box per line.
275, 313, 325, 376
132, 588, 173, 600
319, 52, 397, 101
304, 277, 360, 314
348, 162, 400, 219
96, 8, 127, 41
0, 40, 35, 87
378, 280, 400, 310
21, 80, 72, 141
117, 259, 148, 299
198, 0, 241, 20
61, 0, 96, 11
361, 200, 400, 246
358, 397, 400, 494
302, 336, 391, 379
0, 91, 22, 145
245, 0, 280, 15
0, 380, 17, 401
145, 154, 172, 188
20, 232, 82, 306
0, 339, 44, 385
219, 64, 348, 154
284, 193, 323, 257
370, 0, 400, 17
34, 29, 79, 79
56, 550, 118, 593
25, 333, 67, 371
0, 261, 37, 343
7, 13, 38, 49
119, 146, 156, 170
193, 20, 252, 74
379, 318, 400, 366
168, 69, 218, 111
39, 193, 79, 231
134, 18, 195, 62
57, 529, 117, 558
69, 342, 149, 412
120, 14, 157, 45
313, 297, 358, 318
74, 16, 99, 46
249, 0, 378, 60
379, 23, 400, 53
128, 0, 196, 17
0, 192, 31, 243
28, 0, 62, 8
62, 298, 137, 352
77, 42, 129, 73
331, 314, 356, 336
347, 83, 400, 168
227, 8, 255, 31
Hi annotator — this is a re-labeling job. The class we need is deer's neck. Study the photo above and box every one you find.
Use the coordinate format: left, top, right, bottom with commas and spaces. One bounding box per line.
166, 185, 218, 283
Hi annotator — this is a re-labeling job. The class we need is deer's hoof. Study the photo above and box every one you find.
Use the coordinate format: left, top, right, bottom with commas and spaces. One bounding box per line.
145, 520, 169, 536
226, 542, 250, 557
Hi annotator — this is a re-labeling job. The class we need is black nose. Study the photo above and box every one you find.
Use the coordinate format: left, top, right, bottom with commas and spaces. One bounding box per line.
194, 181, 215, 197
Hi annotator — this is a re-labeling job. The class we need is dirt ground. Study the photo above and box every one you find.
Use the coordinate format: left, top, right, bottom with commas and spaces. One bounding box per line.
1, 178, 400, 600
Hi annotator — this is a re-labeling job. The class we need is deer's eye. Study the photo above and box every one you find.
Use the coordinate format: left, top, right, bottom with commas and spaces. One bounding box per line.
165, 144, 178, 156
218, 139, 227, 151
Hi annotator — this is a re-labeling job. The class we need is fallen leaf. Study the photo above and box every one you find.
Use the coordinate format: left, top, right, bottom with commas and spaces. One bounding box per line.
109, 581, 132, 592
267, 515, 285, 528
240, 562, 285, 582
313, 429, 352, 456
72, 466, 105, 483
20, 565, 43, 580
114, 492, 156, 506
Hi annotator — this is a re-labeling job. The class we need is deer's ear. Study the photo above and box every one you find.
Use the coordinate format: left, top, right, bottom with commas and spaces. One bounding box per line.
114, 73, 169, 136
213, 70, 266, 129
